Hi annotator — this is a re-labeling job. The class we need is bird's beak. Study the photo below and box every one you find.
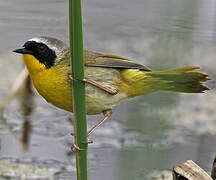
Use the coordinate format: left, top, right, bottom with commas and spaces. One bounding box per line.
13, 48, 32, 55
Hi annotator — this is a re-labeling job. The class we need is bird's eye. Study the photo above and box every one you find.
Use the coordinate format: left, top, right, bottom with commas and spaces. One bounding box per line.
39, 44, 46, 51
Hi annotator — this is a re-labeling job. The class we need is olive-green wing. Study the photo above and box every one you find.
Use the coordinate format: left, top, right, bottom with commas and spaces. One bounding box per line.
84, 50, 151, 71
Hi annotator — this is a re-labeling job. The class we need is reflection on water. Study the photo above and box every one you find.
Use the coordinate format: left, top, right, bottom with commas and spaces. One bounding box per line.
0, 0, 216, 179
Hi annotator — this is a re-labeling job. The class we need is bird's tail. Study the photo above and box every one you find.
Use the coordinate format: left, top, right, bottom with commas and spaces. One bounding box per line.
120, 66, 210, 97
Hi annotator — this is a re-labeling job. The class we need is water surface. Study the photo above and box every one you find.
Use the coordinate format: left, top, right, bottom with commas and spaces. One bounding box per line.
0, 0, 216, 179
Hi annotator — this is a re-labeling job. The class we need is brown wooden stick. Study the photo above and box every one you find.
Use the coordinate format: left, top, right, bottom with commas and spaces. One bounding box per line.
173, 160, 212, 180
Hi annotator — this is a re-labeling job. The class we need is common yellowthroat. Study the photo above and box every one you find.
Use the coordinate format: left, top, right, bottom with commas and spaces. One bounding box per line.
13, 37, 209, 137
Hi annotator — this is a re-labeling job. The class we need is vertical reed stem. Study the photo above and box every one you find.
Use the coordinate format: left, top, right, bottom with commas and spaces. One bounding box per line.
69, 0, 88, 179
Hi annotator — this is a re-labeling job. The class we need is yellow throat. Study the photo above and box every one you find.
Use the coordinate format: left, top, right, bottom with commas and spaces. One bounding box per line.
23, 54, 73, 112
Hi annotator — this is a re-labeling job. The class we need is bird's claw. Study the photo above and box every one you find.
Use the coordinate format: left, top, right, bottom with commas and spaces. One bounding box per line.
87, 138, 93, 144
71, 143, 81, 152
67, 72, 74, 81
71, 137, 93, 152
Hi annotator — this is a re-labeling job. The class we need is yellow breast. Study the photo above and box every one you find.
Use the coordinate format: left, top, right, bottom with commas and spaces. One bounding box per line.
22, 54, 128, 115
23, 54, 73, 112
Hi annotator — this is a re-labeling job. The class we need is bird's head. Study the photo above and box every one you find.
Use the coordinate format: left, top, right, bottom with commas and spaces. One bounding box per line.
13, 37, 69, 69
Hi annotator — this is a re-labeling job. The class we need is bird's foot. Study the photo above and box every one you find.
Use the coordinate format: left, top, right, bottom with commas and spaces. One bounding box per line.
70, 136, 93, 152
67, 72, 74, 81
71, 143, 81, 152
86, 138, 93, 144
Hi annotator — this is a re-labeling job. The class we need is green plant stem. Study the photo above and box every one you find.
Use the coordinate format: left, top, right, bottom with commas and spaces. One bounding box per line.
69, 0, 88, 180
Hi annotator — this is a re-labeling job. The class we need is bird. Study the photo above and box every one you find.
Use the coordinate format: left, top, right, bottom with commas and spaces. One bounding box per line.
13, 36, 210, 142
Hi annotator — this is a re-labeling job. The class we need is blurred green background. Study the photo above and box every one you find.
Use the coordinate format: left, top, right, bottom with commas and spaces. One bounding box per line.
0, 0, 215, 179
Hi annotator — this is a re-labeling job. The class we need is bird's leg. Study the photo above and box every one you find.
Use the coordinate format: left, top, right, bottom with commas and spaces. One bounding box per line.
70, 109, 112, 150
87, 109, 112, 137
67, 72, 118, 95
82, 79, 118, 95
